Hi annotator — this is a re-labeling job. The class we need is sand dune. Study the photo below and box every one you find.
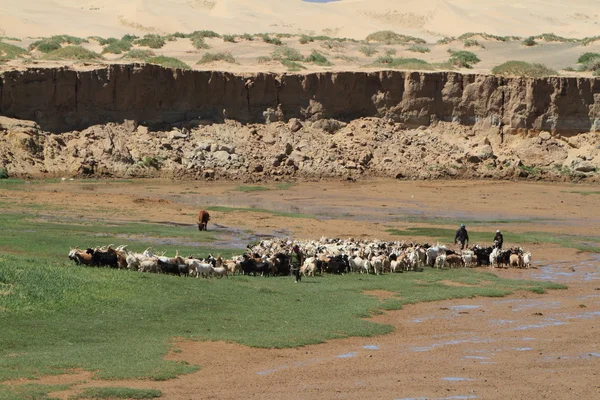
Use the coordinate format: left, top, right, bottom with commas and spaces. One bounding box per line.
1, 0, 599, 39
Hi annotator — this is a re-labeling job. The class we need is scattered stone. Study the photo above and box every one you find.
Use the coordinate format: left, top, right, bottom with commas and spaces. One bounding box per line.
288, 118, 303, 133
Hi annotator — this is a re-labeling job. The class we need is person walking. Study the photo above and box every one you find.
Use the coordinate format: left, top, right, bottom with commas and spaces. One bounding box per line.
493, 230, 504, 249
291, 244, 303, 283
454, 224, 469, 250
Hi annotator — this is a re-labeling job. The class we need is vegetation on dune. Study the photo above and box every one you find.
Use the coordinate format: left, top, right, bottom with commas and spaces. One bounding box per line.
458, 32, 521, 42
146, 56, 190, 69
102, 38, 134, 54
463, 39, 485, 48
121, 49, 156, 61
28, 38, 62, 53
533, 33, 578, 43
135, 34, 166, 49
492, 61, 558, 77
42, 46, 103, 61
259, 34, 283, 46
0, 42, 28, 62
222, 34, 236, 43
280, 59, 306, 71
366, 30, 426, 45
448, 50, 481, 68
406, 44, 430, 53
359, 45, 378, 56
304, 49, 332, 66
271, 46, 303, 62
577, 52, 600, 74
522, 36, 537, 47
371, 56, 434, 70
197, 51, 236, 64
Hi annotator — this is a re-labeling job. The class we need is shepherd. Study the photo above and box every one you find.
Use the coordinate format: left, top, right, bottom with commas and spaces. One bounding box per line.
198, 209, 211, 231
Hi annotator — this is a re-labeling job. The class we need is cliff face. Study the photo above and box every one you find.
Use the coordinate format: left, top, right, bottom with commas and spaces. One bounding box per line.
1, 65, 599, 134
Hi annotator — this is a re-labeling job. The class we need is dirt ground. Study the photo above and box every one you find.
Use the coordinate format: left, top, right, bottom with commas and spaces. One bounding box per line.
2, 179, 599, 399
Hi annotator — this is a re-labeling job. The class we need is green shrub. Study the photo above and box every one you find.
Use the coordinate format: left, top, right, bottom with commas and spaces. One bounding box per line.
29, 38, 62, 53
0, 167, 8, 179
191, 35, 210, 49
140, 156, 161, 169
304, 49, 332, 66
43, 46, 103, 61
122, 34, 139, 42
0, 42, 28, 61
240, 33, 254, 41
384, 48, 397, 56
366, 31, 426, 45
281, 59, 306, 71
102, 40, 133, 54
271, 46, 303, 61
358, 45, 378, 56
577, 52, 600, 64
299, 35, 314, 44
491, 61, 557, 77
147, 56, 190, 70
72, 387, 162, 399
372, 57, 434, 70
534, 33, 577, 43
406, 44, 429, 53
448, 50, 480, 68
437, 36, 455, 45
257, 56, 272, 63
522, 36, 537, 46
463, 39, 484, 48
260, 35, 283, 46
135, 34, 166, 49
121, 49, 156, 61
88, 36, 115, 45
223, 34, 236, 43
458, 32, 519, 42
197, 52, 236, 64
581, 36, 600, 46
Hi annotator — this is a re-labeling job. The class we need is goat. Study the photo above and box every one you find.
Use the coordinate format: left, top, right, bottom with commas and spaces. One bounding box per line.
68, 247, 94, 266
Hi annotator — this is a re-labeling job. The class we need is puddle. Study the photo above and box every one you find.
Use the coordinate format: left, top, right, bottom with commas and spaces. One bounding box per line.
494, 299, 562, 312
463, 356, 489, 360
511, 320, 568, 331
257, 366, 288, 375
363, 345, 380, 350
412, 337, 493, 352
449, 305, 481, 311
565, 311, 600, 319
514, 347, 533, 351
442, 397, 478, 400
540, 352, 600, 361
442, 377, 475, 382
336, 352, 358, 358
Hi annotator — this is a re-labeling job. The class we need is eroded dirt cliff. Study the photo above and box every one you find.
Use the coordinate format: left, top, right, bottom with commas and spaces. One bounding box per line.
0, 65, 599, 181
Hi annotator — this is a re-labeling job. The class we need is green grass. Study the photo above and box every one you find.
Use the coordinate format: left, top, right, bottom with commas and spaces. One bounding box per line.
457, 32, 520, 42
0, 210, 566, 384
232, 185, 272, 192
204, 205, 313, 219
492, 61, 558, 77
0, 42, 28, 62
563, 190, 600, 196
147, 56, 190, 70
42, 46, 103, 61
577, 52, 600, 64
359, 45, 378, 57
370, 57, 434, 70
448, 50, 480, 68
522, 36, 537, 47
366, 31, 426, 45
0, 168, 8, 179
28, 38, 62, 53
0, 383, 73, 400
197, 52, 235, 64
257, 56, 272, 63
191, 36, 210, 50
121, 49, 156, 61
222, 34, 236, 43
304, 49, 332, 66
463, 39, 484, 48
259, 34, 283, 46
135, 34, 166, 49
101, 38, 134, 54
406, 44, 429, 53
72, 387, 162, 399
271, 46, 303, 62
281, 59, 306, 71
533, 33, 578, 43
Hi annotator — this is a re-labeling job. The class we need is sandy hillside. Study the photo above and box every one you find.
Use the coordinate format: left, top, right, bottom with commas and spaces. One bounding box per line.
1, 0, 600, 39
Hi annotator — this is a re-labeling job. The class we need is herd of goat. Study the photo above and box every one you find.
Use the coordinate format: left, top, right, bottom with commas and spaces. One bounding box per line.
67, 237, 532, 278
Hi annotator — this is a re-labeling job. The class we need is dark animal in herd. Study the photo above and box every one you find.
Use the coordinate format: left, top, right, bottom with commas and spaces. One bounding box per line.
198, 210, 211, 231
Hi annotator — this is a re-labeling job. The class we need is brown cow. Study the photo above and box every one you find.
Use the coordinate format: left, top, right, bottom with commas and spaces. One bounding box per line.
198, 210, 211, 231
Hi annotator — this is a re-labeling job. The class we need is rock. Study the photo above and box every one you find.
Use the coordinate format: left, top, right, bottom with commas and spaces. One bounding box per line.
254, 164, 264, 173
467, 144, 493, 162
382, 157, 392, 163
123, 119, 137, 133
539, 131, 552, 141
288, 151, 306, 164
288, 118, 303, 133
312, 119, 347, 134
346, 161, 358, 169
197, 142, 212, 151
285, 143, 293, 155
210, 144, 218, 152
169, 130, 188, 140
217, 144, 233, 154
573, 160, 596, 173
202, 169, 215, 178
213, 151, 230, 162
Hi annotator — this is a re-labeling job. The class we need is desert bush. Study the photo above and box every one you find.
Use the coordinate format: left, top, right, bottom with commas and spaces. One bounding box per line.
281, 59, 306, 71
299, 35, 314, 44
0, 36, 21, 42
197, 52, 236, 64
491, 61, 558, 77
146, 56, 190, 69
0, 42, 28, 61
140, 156, 161, 169
334, 54, 359, 62
190, 30, 220, 38
191, 36, 210, 49
135, 34, 166, 49
257, 56, 272, 63
122, 34, 139, 42
437, 37, 455, 45
29, 38, 62, 53
50, 35, 88, 45
448, 50, 480, 68
263, 35, 283, 46
577, 52, 600, 64
320, 40, 344, 52
223, 34, 236, 43
458, 32, 519, 42
240, 33, 254, 41
121, 49, 156, 61
43, 46, 103, 61
406, 44, 429, 53
0, 167, 8, 179
581, 36, 600, 46
304, 49, 332, 66
366, 31, 426, 45
359, 45, 378, 57
522, 36, 537, 46
463, 39, 484, 48
271, 46, 303, 61
534, 33, 577, 43
102, 39, 133, 54
372, 57, 434, 70
88, 36, 115, 46
384, 48, 397, 56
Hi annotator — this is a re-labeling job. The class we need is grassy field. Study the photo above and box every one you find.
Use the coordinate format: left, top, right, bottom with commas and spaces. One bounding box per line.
0, 209, 567, 390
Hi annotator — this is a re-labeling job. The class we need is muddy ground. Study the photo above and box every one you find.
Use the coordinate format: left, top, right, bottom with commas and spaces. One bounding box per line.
1, 179, 599, 399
